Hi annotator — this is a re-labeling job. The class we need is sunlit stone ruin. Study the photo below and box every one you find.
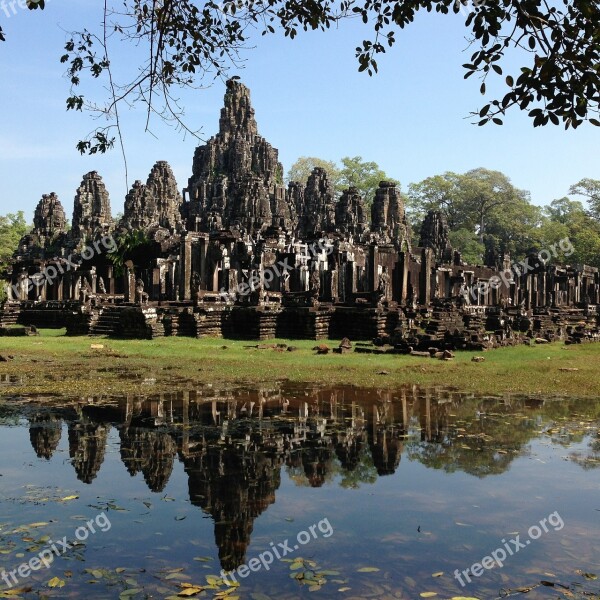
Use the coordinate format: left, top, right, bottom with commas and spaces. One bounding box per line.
4, 79, 600, 350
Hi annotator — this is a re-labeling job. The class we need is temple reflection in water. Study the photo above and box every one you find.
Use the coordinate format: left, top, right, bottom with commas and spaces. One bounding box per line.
25, 385, 553, 570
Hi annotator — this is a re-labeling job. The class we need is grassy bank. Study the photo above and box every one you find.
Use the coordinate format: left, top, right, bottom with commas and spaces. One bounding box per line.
0, 330, 597, 398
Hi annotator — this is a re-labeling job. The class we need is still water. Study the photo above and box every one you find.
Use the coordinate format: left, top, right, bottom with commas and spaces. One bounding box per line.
0, 385, 598, 599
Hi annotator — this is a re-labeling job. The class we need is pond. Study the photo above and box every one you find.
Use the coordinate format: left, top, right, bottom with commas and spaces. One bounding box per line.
0, 385, 598, 599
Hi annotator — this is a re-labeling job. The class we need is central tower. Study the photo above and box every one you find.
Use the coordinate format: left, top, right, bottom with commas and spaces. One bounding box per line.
184, 79, 295, 235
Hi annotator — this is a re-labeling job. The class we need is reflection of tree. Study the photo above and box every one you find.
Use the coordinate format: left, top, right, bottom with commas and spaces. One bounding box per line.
522, 398, 600, 471
406, 398, 540, 477
541, 399, 600, 466
332, 426, 378, 488
0, 405, 20, 425
29, 414, 62, 460
337, 442, 378, 489
406, 435, 517, 477
569, 436, 600, 470
541, 398, 600, 422
68, 419, 109, 484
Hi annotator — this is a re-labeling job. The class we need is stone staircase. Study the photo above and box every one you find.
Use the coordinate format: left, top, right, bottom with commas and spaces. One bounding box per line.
120, 306, 165, 339
0, 302, 21, 327
89, 306, 125, 336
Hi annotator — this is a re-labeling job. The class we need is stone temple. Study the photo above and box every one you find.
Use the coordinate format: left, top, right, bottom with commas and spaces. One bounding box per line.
3, 79, 600, 348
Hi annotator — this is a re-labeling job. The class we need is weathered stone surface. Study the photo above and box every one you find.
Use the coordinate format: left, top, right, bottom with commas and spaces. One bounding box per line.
314, 343, 330, 354
371, 181, 411, 248
419, 210, 452, 262
121, 180, 146, 230
16, 193, 68, 257
146, 161, 184, 231
8, 78, 600, 351
71, 171, 113, 244
33, 193, 67, 238
184, 79, 293, 234
335, 187, 368, 236
340, 337, 352, 349
297, 167, 336, 238
120, 161, 183, 235
334, 336, 353, 354
288, 182, 304, 226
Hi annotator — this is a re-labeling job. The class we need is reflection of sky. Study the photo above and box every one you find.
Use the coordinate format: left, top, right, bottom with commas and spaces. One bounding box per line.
0, 394, 598, 598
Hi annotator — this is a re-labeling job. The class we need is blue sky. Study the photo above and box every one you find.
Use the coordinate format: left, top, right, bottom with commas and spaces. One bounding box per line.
0, 1, 599, 223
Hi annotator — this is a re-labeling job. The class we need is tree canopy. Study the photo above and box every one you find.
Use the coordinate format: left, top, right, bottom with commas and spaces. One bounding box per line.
287, 156, 398, 206
338, 156, 396, 204
569, 179, 600, 221
536, 197, 600, 268
0, 212, 28, 267
0, 212, 29, 297
5, 0, 600, 155
405, 167, 600, 268
407, 168, 539, 259
286, 157, 341, 189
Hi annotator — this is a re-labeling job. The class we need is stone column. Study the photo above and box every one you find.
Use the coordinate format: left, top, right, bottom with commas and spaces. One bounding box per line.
124, 270, 136, 303
399, 251, 409, 303
368, 244, 378, 292
179, 234, 193, 302
152, 266, 161, 301
198, 236, 208, 291
539, 272, 546, 308
420, 248, 433, 305
106, 265, 115, 295
40, 276, 48, 301
5, 279, 14, 301
73, 275, 82, 303
330, 269, 338, 303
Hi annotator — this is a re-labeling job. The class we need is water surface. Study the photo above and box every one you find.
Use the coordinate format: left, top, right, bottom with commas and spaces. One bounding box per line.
0, 385, 598, 599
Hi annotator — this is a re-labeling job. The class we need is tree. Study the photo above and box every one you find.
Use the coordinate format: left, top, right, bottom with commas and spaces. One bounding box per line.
447, 228, 484, 265
286, 157, 341, 188
407, 172, 463, 230
537, 197, 600, 268
408, 168, 538, 260
460, 168, 532, 246
0, 212, 28, 266
338, 156, 397, 205
287, 156, 398, 205
484, 201, 541, 259
569, 179, 600, 221
543, 196, 587, 225
7, 0, 600, 155
0, 212, 29, 301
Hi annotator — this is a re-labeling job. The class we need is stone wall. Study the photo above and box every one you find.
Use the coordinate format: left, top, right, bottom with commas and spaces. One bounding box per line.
7, 78, 600, 348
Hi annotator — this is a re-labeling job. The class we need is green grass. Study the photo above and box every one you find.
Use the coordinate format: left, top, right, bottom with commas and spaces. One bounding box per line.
0, 330, 598, 398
